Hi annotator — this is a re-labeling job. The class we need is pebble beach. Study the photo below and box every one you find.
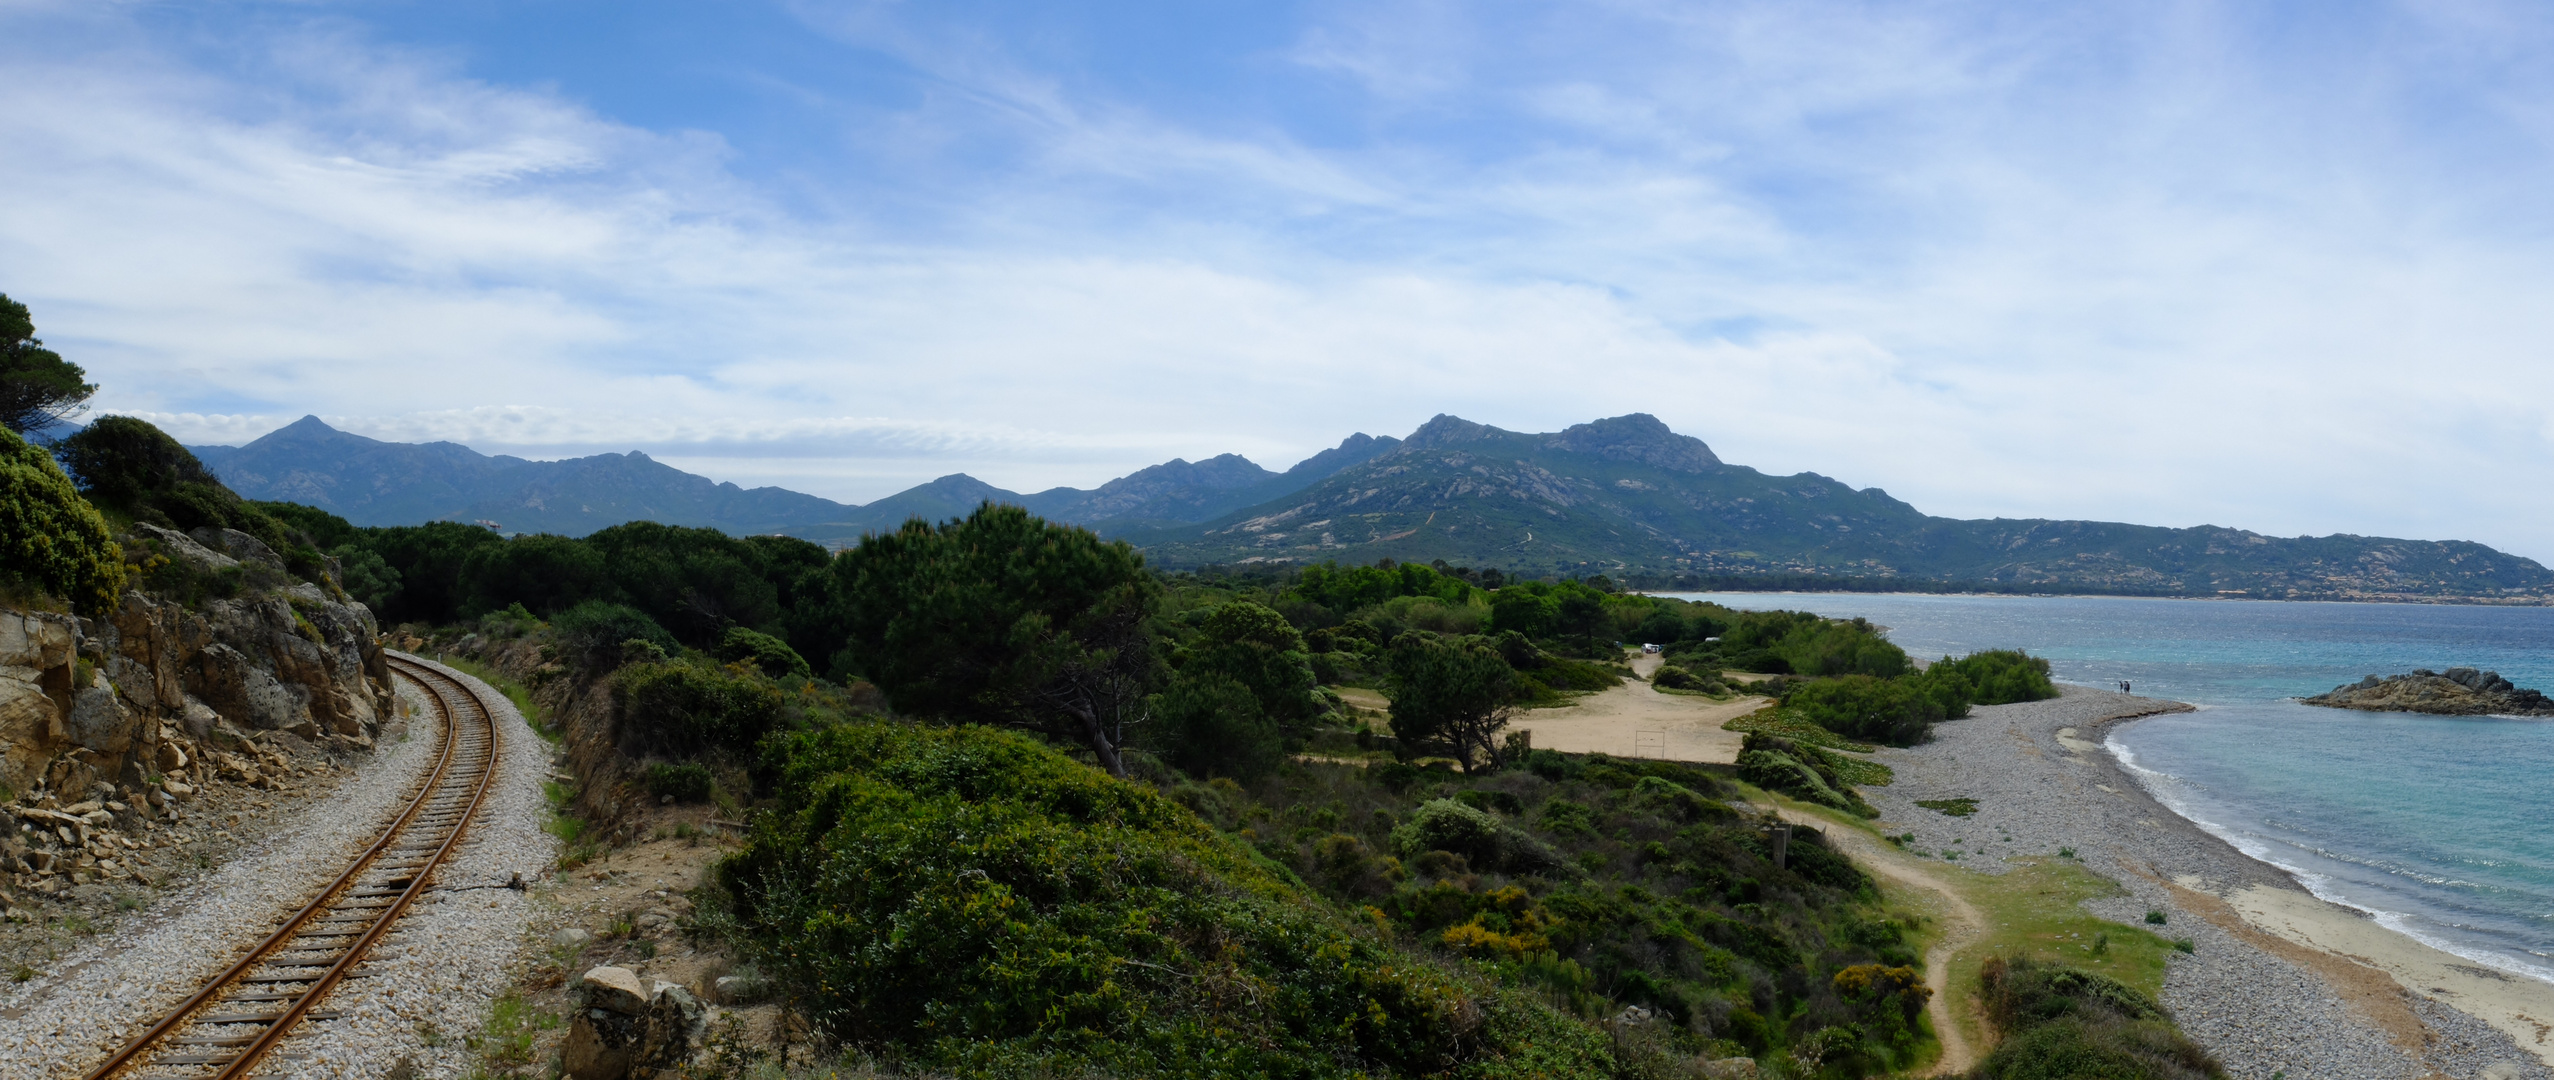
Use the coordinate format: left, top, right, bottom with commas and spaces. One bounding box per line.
1865, 685, 2554, 1080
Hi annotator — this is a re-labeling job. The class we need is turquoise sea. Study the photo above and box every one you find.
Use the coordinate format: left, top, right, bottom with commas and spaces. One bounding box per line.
1659, 592, 2554, 985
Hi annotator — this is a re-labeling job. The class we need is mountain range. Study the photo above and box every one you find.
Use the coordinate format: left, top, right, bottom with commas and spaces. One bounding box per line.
189, 415, 1400, 543
189, 414, 2554, 601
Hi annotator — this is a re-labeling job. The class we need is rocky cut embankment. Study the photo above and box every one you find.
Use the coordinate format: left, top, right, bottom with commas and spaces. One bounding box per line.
2302, 667, 2554, 716
3, 522, 395, 901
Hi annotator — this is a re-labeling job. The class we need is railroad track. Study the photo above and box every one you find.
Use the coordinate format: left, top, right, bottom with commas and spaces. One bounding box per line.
79, 654, 499, 1079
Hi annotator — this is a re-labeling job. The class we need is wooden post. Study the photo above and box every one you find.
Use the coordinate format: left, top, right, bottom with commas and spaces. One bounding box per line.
1769, 824, 1792, 870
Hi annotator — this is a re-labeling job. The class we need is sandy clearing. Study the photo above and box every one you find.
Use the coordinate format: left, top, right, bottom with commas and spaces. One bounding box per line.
1505, 653, 1768, 764
1765, 804, 1982, 1077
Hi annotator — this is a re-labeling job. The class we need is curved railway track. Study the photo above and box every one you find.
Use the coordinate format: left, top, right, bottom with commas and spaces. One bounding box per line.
79, 654, 499, 1080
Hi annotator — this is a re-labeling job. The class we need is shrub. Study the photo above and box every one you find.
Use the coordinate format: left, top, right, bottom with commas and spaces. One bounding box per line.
613, 659, 788, 757
642, 762, 715, 803
714, 625, 810, 679
458, 534, 615, 618
1138, 670, 1283, 781
1772, 617, 1910, 678
1182, 600, 1325, 730
1391, 798, 1504, 865
1972, 955, 2225, 1079
1785, 675, 1948, 746
1737, 732, 1878, 817
1927, 649, 2058, 707
554, 601, 678, 669
1652, 664, 1726, 694
0, 425, 123, 614
55, 416, 311, 571
713, 721, 1609, 1076
1388, 797, 1569, 877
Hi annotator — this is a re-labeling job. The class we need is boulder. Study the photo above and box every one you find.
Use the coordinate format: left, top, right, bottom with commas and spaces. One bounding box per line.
64, 685, 138, 755
189, 643, 309, 731
134, 524, 236, 574
187, 527, 286, 571
640, 982, 708, 1071
0, 679, 63, 796
581, 966, 651, 1015
712, 973, 768, 1003
552, 927, 595, 949
561, 967, 708, 1079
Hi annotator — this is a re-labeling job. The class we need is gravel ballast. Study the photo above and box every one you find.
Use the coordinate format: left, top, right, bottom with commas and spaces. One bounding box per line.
0, 654, 556, 1078
1863, 685, 2552, 1080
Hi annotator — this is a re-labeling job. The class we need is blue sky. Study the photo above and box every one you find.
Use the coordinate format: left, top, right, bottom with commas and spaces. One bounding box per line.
4, 0, 2553, 559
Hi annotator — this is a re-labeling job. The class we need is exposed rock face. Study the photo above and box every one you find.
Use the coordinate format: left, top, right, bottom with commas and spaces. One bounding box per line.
0, 527, 393, 797
2302, 668, 2554, 716
0, 611, 81, 795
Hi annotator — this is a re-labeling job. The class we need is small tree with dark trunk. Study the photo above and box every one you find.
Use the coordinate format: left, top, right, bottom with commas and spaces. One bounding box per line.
1384, 633, 1521, 773
0, 294, 96, 434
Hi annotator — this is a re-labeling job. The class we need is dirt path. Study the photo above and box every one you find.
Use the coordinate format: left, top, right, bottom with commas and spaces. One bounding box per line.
1766, 805, 1983, 1077
1506, 653, 1769, 764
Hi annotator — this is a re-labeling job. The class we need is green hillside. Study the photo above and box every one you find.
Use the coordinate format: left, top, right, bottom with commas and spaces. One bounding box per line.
1128, 414, 2553, 601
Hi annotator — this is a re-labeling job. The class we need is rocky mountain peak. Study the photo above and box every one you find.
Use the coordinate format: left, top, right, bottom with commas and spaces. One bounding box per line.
1398, 414, 1502, 450
1543, 413, 1721, 473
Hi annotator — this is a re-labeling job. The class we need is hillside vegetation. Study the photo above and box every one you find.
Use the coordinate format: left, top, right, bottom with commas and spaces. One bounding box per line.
4, 407, 2221, 1078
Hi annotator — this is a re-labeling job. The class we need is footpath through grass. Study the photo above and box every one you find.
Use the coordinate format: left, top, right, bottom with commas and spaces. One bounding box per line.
1752, 787, 2186, 1065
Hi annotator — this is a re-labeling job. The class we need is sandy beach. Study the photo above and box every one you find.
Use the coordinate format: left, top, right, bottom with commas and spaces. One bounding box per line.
1864, 685, 2554, 1080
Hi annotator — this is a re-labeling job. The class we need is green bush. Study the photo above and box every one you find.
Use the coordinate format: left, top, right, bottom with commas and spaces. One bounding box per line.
642, 761, 715, 803
1138, 670, 1284, 781
329, 544, 401, 611
713, 721, 1611, 1076
0, 425, 124, 614
1652, 664, 1725, 694
1970, 955, 2224, 1079
1390, 798, 1504, 864
613, 659, 787, 757
1927, 649, 2059, 707
715, 625, 810, 679
1737, 732, 1878, 817
1171, 748, 1916, 1072
1784, 675, 1949, 747
555, 601, 679, 669
459, 534, 616, 618
1772, 617, 1910, 677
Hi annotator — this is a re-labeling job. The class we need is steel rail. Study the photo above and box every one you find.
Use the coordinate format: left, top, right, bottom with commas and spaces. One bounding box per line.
78, 652, 502, 1080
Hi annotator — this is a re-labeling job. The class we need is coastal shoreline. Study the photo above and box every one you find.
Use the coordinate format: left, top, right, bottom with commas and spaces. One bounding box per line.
1863, 685, 2554, 1079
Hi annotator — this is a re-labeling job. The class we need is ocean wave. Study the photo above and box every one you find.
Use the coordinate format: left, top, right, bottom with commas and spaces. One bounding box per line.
2106, 731, 2554, 987
2104, 732, 2290, 870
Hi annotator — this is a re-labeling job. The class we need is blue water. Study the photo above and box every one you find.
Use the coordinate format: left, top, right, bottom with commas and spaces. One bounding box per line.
1659, 592, 2554, 984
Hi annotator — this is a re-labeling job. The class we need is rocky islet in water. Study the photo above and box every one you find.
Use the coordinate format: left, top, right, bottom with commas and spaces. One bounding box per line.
2302, 666, 2554, 716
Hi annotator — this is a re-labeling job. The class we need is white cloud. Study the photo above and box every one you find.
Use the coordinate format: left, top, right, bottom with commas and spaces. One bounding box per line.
5, 2, 2554, 561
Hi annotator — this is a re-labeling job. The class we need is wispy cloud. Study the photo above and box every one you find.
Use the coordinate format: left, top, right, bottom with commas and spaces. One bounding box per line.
5, 1, 2554, 554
